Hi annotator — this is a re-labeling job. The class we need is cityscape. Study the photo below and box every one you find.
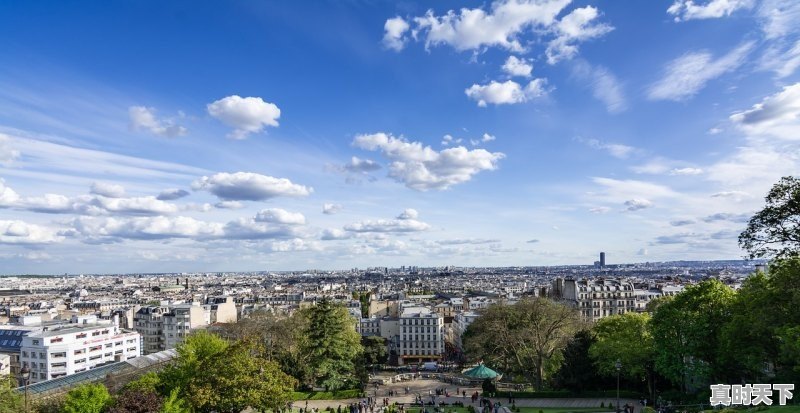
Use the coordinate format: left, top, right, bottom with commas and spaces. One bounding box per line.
0, 0, 799, 412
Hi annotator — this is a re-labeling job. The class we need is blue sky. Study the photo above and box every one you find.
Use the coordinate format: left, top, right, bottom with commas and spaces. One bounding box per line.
0, 0, 798, 274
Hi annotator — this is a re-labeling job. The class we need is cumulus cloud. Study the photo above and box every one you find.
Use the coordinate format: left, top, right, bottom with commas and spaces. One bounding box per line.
128, 106, 187, 138
255, 208, 306, 225
397, 208, 419, 220
667, 0, 753, 21
269, 238, 320, 252
465, 79, 548, 107
729, 82, 800, 140
343, 156, 382, 173
322, 203, 342, 215
343, 209, 430, 233
72, 216, 224, 241
624, 199, 654, 211
546, 6, 614, 64
571, 60, 626, 113
156, 188, 190, 201
441, 135, 463, 146
353, 132, 504, 191
0, 220, 62, 244
90, 182, 126, 198
321, 228, 351, 240
0, 179, 21, 207
502, 56, 533, 77
410, 0, 571, 52
192, 172, 312, 201
207, 95, 281, 139
383, 16, 410, 51
647, 41, 754, 101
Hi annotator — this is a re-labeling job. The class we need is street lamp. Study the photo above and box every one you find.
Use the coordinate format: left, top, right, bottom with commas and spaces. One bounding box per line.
20, 365, 30, 413
615, 360, 621, 413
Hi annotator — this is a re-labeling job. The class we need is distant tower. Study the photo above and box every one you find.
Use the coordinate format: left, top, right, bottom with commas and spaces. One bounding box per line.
600, 252, 606, 267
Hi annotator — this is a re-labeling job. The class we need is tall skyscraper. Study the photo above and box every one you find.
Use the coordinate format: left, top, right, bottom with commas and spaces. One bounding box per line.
600, 252, 606, 267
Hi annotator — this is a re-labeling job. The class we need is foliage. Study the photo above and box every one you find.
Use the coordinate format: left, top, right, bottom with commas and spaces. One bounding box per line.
32, 395, 66, 413
650, 279, 735, 390
481, 378, 497, 394
187, 341, 297, 413
290, 389, 362, 400
160, 388, 190, 413
107, 388, 163, 413
0, 375, 24, 413
361, 335, 388, 366
463, 298, 583, 390
62, 383, 112, 413
739, 176, 800, 259
553, 330, 606, 392
589, 313, 654, 395
301, 297, 363, 391
121, 372, 160, 395
158, 330, 229, 397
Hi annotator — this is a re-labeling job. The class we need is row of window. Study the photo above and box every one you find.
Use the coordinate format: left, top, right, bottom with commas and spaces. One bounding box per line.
401, 318, 440, 326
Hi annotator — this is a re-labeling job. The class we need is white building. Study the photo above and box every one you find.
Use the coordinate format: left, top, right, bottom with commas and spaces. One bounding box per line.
19, 319, 140, 383
450, 311, 480, 350
551, 277, 637, 321
398, 307, 444, 366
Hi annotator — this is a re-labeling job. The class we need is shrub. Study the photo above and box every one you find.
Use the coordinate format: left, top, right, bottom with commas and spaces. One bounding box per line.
601, 402, 605, 408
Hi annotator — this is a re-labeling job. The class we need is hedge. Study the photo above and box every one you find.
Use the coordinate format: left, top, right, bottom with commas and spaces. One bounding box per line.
292, 390, 363, 400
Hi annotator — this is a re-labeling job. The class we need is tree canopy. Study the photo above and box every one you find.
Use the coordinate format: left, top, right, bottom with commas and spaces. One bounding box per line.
739, 176, 800, 259
302, 297, 363, 391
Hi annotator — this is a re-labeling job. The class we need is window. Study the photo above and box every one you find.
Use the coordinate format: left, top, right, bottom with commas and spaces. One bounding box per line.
74, 358, 86, 364
22, 351, 28, 357
89, 355, 102, 361
51, 352, 66, 358
76, 333, 87, 339
92, 331, 100, 336
50, 337, 63, 343
105, 343, 112, 348
115, 341, 122, 346
32, 340, 39, 345
89, 345, 102, 352
74, 349, 86, 355
51, 362, 66, 368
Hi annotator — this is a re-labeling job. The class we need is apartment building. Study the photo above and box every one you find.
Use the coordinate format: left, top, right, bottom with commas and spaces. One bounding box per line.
551, 277, 637, 321
398, 307, 444, 366
134, 306, 166, 354
450, 311, 480, 351
163, 304, 206, 350
18, 320, 140, 384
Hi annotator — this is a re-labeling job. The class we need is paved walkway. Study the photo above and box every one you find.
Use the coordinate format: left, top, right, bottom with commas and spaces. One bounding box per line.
289, 379, 643, 413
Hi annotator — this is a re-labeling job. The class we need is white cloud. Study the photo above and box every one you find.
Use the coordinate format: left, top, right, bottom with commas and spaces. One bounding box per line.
647, 41, 754, 101
546, 6, 614, 64
128, 106, 187, 138
624, 198, 654, 211
0, 135, 20, 166
343, 156, 382, 173
191, 172, 312, 201
0, 220, 62, 244
589, 206, 611, 214
383, 16, 410, 51
215, 201, 244, 209
465, 79, 548, 107
729, 82, 800, 140
592, 177, 680, 202
711, 190, 750, 198
708, 127, 724, 135
87, 195, 179, 216
757, 0, 800, 40
0, 179, 21, 207
255, 208, 306, 225
269, 238, 320, 252
397, 208, 419, 220
571, 60, 626, 113
72, 216, 224, 241
344, 218, 430, 233
90, 182, 126, 198
322, 203, 342, 215
669, 167, 704, 175
441, 135, 463, 146
353, 132, 504, 191
482, 133, 496, 143
411, 0, 572, 52
502, 56, 533, 77
581, 138, 635, 159
206, 95, 281, 139
157, 188, 190, 201
759, 40, 800, 79
321, 228, 351, 240
667, 0, 753, 21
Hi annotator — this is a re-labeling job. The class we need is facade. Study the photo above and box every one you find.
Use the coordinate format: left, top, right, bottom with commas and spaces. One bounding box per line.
18, 321, 140, 384
551, 277, 637, 321
133, 306, 166, 354
163, 304, 207, 350
398, 307, 444, 365
450, 311, 480, 351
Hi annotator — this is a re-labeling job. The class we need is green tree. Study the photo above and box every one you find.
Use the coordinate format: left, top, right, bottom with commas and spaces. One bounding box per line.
651, 280, 735, 391
739, 176, 800, 259
62, 383, 112, 413
589, 313, 655, 396
554, 330, 605, 392
463, 298, 583, 390
187, 342, 297, 413
121, 372, 160, 395
158, 330, 229, 397
160, 388, 190, 413
0, 375, 24, 413
108, 388, 163, 413
302, 298, 363, 391
361, 336, 388, 366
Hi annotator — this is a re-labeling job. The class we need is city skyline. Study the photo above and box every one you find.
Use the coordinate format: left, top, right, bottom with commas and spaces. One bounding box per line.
0, 0, 799, 274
